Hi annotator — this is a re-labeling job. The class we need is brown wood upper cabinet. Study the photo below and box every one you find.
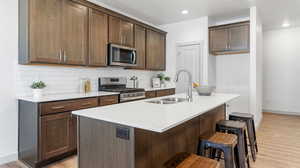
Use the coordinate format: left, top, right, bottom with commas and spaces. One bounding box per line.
133, 25, 146, 69
209, 21, 250, 55
88, 9, 108, 67
146, 30, 166, 70
20, 0, 88, 65
62, 0, 88, 65
109, 16, 134, 47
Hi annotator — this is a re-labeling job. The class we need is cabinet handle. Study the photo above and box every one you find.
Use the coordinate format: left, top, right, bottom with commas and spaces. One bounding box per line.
81, 102, 92, 106
51, 106, 65, 110
59, 50, 62, 62
63, 51, 67, 63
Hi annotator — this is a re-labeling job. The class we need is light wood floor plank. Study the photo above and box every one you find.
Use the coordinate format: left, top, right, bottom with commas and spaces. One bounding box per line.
1, 113, 299, 168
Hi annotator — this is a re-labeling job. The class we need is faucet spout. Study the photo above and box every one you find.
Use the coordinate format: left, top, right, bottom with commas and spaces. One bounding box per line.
174, 69, 193, 102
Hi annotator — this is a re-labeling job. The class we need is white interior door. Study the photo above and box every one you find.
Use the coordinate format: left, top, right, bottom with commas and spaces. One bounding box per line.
176, 44, 202, 93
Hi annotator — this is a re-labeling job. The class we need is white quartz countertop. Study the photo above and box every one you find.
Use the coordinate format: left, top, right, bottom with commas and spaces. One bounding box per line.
72, 93, 239, 133
18, 91, 120, 103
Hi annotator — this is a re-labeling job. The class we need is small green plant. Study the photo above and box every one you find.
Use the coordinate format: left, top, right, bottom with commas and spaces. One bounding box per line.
157, 73, 171, 82
31, 81, 46, 89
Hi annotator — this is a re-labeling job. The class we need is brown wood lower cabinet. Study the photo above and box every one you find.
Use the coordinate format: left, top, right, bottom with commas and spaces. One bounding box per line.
145, 88, 176, 99
19, 95, 119, 168
40, 112, 72, 160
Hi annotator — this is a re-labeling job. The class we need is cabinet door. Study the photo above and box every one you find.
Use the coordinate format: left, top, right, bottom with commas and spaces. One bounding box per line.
40, 112, 71, 160
210, 28, 229, 52
29, 0, 63, 63
109, 16, 134, 47
109, 16, 122, 45
88, 9, 108, 67
134, 25, 146, 69
146, 30, 166, 70
62, 0, 88, 65
121, 20, 134, 47
228, 24, 250, 51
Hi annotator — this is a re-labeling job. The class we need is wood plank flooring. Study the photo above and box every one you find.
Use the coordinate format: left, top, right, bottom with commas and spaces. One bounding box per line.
1, 112, 300, 168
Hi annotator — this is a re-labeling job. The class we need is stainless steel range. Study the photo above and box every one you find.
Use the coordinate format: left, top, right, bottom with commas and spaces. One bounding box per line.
99, 77, 145, 102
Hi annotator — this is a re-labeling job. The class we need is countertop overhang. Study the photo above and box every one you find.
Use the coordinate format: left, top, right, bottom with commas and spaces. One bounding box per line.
73, 93, 239, 133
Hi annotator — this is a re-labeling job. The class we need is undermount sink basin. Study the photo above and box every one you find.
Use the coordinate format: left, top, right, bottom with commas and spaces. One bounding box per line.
146, 97, 188, 104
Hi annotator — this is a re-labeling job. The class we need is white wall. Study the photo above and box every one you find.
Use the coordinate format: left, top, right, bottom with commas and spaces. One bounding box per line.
263, 27, 300, 115
161, 17, 210, 85
215, 54, 250, 114
250, 7, 263, 125
0, 0, 19, 164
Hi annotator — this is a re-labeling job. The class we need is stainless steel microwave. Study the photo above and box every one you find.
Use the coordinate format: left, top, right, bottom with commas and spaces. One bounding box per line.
108, 44, 137, 67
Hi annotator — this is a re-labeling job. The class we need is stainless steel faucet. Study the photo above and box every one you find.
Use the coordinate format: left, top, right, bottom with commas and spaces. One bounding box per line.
174, 69, 193, 102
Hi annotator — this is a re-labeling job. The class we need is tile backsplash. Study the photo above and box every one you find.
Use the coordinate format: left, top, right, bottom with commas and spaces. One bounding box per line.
16, 65, 164, 96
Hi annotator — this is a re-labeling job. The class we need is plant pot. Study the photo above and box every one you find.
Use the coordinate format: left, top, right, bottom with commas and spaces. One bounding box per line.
32, 89, 43, 98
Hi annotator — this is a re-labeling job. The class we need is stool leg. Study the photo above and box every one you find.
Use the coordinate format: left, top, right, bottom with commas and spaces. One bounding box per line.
252, 119, 258, 153
199, 140, 206, 157
244, 130, 250, 168
236, 130, 246, 168
246, 120, 256, 161
234, 146, 240, 168
223, 147, 235, 168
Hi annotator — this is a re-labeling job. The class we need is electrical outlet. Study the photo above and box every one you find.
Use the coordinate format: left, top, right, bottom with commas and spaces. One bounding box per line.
116, 126, 130, 140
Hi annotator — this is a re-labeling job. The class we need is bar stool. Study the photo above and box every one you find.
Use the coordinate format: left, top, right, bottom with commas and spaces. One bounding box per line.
199, 132, 238, 168
216, 120, 251, 168
229, 112, 258, 161
164, 152, 220, 168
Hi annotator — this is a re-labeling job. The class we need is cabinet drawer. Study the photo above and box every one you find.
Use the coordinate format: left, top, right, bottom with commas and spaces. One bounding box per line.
40, 98, 98, 116
99, 95, 119, 106
145, 91, 156, 99
156, 89, 175, 97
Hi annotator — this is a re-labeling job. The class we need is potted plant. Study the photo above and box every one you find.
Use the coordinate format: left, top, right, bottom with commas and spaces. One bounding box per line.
31, 81, 46, 97
157, 73, 171, 87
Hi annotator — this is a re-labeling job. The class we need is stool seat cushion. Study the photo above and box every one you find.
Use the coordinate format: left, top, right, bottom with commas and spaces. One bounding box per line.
164, 153, 219, 168
230, 112, 254, 119
217, 120, 246, 129
208, 132, 238, 147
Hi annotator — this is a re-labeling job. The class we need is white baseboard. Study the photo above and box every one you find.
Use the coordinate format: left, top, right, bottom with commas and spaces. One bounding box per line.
263, 109, 300, 116
0, 152, 18, 165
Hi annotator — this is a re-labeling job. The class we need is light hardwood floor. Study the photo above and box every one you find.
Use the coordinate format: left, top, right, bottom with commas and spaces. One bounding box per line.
1, 112, 300, 168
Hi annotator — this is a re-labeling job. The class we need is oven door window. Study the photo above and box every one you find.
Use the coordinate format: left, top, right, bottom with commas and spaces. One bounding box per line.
111, 48, 134, 64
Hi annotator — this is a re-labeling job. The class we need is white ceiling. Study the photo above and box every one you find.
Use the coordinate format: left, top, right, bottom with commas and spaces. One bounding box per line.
96, 0, 300, 30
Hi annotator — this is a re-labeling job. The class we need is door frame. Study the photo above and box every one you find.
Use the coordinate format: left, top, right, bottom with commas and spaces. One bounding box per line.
176, 41, 205, 84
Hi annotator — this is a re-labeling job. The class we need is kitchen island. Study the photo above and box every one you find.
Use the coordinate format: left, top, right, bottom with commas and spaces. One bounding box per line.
72, 93, 239, 168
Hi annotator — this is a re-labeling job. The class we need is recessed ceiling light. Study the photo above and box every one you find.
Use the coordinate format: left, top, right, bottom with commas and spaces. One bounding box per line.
282, 22, 290, 28
181, 10, 189, 15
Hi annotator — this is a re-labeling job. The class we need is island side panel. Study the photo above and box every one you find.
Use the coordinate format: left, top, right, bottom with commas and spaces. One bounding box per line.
18, 100, 39, 167
134, 104, 226, 168
78, 116, 135, 168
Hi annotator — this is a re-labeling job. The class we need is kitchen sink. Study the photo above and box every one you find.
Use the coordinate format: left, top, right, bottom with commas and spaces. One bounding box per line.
146, 97, 188, 104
